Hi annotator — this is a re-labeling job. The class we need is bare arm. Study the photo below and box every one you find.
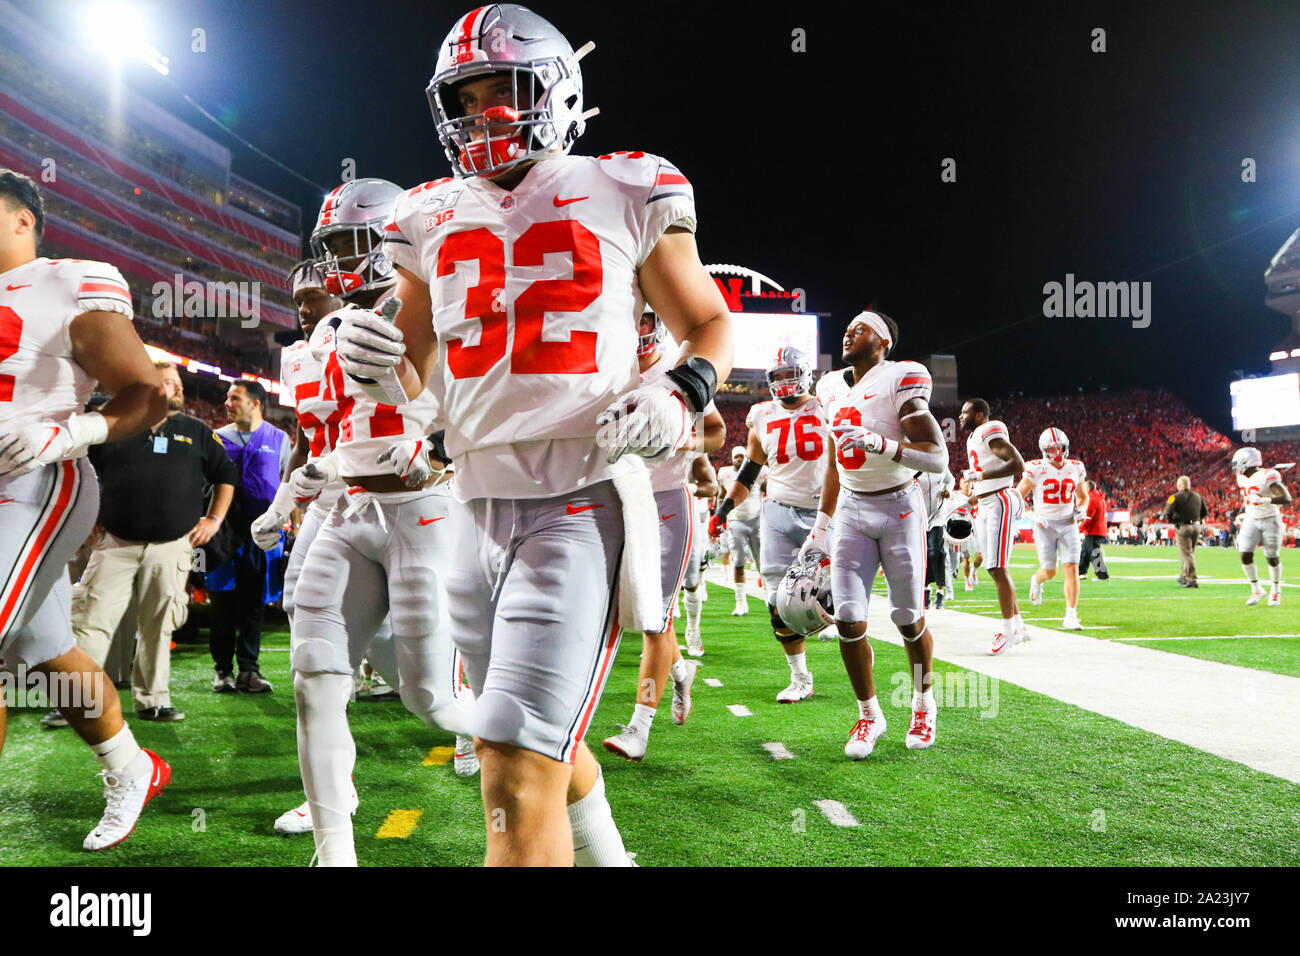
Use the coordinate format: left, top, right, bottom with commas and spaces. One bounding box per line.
1076, 481, 1090, 510
983, 436, 1026, 484
1016, 475, 1035, 500
725, 428, 766, 508
693, 407, 726, 454
1267, 480, 1293, 505
284, 428, 310, 479
189, 483, 234, 546
690, 455, 719, 498
69, 311, 166, 439
639, 228, 734, 391
817, 424, 841, 519
390, 265, 437, 399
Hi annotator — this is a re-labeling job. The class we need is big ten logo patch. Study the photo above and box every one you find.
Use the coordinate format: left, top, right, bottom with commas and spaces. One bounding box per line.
425, 209, 455, 231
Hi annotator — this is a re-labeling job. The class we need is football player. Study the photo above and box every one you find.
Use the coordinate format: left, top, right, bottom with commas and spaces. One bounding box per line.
0, 169, 171, 849
333, 4, 733, 866
603, 309, 724, 761
1018, 427, 1089, 630
1232, 447, 1291, 606
960, 398, 1028, 654
711, 347, 829, 701
263, 181, 478, 865
802, 311, 948, 756
955, 475, 983, 589
681, 454, 718, 656
713, 445, 762, 612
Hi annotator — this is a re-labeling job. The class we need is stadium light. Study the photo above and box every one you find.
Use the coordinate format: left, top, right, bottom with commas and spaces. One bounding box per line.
83, 1, 170, 75
1269, 350, 1289, 360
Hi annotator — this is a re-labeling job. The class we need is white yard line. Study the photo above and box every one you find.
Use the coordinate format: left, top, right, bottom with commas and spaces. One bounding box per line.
702, 565, 1300, 783
762, 742, 795, 760
1111, 634, 1300, 642
813, 799, 860, 827
727, 704, 753, 717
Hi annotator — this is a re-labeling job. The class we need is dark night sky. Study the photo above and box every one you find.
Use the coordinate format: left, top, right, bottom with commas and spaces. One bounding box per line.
22, 0, 1300, 432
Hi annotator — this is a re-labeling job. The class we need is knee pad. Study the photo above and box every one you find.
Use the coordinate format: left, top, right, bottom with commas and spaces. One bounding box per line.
834, 600, 866, 626
473, 688, 528, 746
293, 671, 352, 719
768, 605, 799, 644
891, 607, 923, 630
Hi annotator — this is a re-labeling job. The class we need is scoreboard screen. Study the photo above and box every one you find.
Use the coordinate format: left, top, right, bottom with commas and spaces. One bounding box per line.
1230, 372, 1300, 430
728, 312, 819, 370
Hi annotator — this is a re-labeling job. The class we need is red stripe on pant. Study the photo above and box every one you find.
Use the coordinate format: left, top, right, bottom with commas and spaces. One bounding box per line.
0, 460, 76, 635
997, 490, 1012, 565
566, 604, 622, 764
662, 485, 693, 630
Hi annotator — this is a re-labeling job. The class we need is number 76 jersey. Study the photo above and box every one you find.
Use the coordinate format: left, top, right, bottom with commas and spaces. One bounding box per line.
382, 151, 698, 501
745, 397, 827, 509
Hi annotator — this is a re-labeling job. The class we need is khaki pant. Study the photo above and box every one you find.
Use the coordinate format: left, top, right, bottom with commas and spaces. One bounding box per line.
1177, 523, 1201, 584
73, 532, 193, 711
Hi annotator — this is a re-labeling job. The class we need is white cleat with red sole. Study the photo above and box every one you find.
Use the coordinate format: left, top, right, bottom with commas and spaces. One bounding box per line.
905, 709, 937, 750
83, 749, 171, 851
845, 714, 886, 759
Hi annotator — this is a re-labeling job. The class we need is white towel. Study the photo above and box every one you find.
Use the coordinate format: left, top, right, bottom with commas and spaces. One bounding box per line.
610, 457, 663, 631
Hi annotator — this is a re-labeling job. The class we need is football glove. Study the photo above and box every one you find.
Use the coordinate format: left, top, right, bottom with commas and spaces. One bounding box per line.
961, 468, 981, 484
289, 457, 339, 508
377, 438, 435, 489
334, 299, 410, 405
831, 422, 886, 455
707, 513, 726, 539
797, 512, 833, 565
1246, 490, 1272, 507
595, 385, 691, 464
0, 412, 108, 478
251, 482, 296, 551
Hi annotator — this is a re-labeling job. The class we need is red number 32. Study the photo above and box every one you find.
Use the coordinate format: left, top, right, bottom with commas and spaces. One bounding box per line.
437, 221, 602, 379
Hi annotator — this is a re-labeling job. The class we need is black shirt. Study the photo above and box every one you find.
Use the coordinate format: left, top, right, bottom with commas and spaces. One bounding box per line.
1164, 489, 1209, 527
90, 412, 238, 543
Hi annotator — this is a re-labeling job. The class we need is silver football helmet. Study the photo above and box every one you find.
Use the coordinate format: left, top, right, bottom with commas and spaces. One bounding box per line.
309, 179, 403, 299
1038, 427, 1069, 464
774, 552, 835, 638
1232, 447, 1262, 475
943, 511, 975, 548
427, 5, 596, 178
637, 305, 666, 358
765, 346, 812, 401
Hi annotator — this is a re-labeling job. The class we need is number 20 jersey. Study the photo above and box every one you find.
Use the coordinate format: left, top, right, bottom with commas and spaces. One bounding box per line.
382, 151, 698, 501
0, 257, 133, 433
744, 397, 827, 509
1023, 458, 1087, 521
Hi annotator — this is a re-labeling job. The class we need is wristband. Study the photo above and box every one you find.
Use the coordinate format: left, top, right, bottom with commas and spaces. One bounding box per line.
811, 511, 831, 534
665, 356, 717, 414
203, 514, 222, 523
716, 497, 736, 523
735, 458, 763, 489
880, 437, 900, 459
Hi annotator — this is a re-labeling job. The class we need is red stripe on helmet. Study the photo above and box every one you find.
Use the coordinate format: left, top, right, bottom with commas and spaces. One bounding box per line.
456, 6, 487, 61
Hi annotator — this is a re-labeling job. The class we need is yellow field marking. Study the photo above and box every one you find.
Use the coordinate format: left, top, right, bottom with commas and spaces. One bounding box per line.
376, 809, 422, 839
422, 745, 455, 766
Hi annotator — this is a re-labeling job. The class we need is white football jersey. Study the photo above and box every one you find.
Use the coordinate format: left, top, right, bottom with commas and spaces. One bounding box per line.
281, 337, 348, 509
965, 420, 1015, 495
307, 317, 442, 479
0, 257, 133, 433
1238, 468, 1283, 519
745, 395, 827, 509
383, 151, 697, 500
717, 462, 764, 521
641, 346, 717, 493
815, 359, 934, 493
1023, 458, 1087, 521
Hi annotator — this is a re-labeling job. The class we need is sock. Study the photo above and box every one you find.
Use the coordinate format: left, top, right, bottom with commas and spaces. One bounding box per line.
684, 588, 702, 630
669, 658, 687, 684
569, 769, 632, 867
295, 672, 358, 867
1001, 617, 1015, 634
786, 651, 809, 677
858, 695, 882, 719
1012, 613, 1025, 631
1269, 564, 1282, 586
91, 725, 150, 782
911, 688, 936, 712
735, 587, 747, 604
1243, 564, 1259, 585
628, 703, 656, 738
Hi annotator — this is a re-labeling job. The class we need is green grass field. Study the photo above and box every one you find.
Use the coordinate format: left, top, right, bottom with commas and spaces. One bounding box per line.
2, 544, 1296, 866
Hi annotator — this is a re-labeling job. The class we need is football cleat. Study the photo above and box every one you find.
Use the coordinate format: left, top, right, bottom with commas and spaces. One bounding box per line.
83, 750, 171, 851
602, 725, 647, 763
685, 625, 704, 657
776, 672, 814, 703
1267, 588, 1281, 607
1246, 587, 1264, 606
1029, 577, 1044, 606
966, 573, 978, 590
454, 736, 480, 777
274, 791, 359, 836
845, 713, 886, 759
904, 708, 936, 750
1062, 610, 1082, 631
671, 661, 699, 725
988, 630, 1026, 655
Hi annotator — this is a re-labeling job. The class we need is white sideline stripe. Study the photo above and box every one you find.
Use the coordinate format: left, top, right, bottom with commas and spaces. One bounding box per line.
727, 704, 753, 717
703, 677, 723, 687
814, 799, 859, 827
1111, 634, 1300, 642
856, 598, 1300, 784
1017, 619, 1118, 629
763, 742, 795, 760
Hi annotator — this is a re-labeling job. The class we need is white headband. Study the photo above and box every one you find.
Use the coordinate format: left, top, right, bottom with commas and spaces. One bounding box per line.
849, 311, 891, 350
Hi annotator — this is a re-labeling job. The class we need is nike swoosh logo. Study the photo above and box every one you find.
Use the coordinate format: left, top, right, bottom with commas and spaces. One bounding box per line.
151, 765, 162, 788
419, 517, 444, 525
553, 195, 588, 207
5, 283, 31, 291
36, 426, 60, 458
566, 503, 603, 514
899, 510, 912, 519
661, 513, 676, 521
0, 498, 12, 505
862, 393, 876, 400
